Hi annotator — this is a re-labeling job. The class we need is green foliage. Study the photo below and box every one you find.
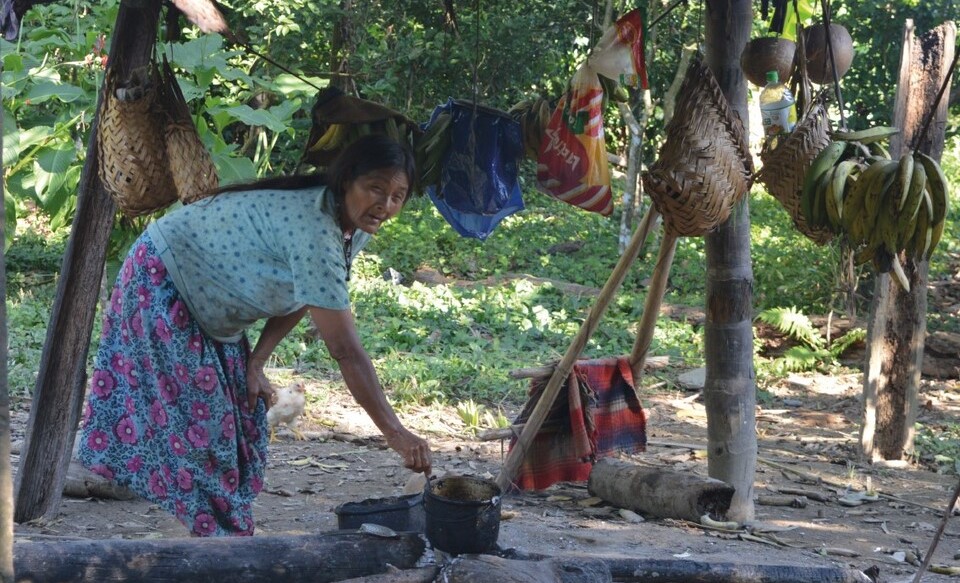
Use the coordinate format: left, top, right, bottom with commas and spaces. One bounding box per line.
756, 306, 866, 374
914, 422, 960, 475
456, 399, 512, 433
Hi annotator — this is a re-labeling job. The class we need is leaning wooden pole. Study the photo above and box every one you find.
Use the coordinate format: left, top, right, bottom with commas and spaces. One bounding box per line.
496, 206, 661, 491
628, 232, 678, 382
13, 0, 161, 522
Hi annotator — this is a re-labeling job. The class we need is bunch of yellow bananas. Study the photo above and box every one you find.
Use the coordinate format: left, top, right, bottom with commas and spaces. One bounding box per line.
799, 125, 950, 292
414, 112, 452, 192
307, 117, 405, 154
508, 97, 552, 161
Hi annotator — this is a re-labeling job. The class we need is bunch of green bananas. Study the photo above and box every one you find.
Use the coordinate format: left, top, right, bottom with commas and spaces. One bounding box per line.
799, 125, 950, 292
508, 97, 552, 161
413, 112, 452, 192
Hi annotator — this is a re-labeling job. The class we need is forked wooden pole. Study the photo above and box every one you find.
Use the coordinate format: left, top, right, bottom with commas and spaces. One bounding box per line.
495, 206, 661, 491
628, 232, 679, 383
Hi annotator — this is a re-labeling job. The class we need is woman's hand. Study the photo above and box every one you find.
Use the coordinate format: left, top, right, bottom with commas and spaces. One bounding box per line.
384, 428, 432, 475
246, 359, 276, 412
307, 306, 432, 474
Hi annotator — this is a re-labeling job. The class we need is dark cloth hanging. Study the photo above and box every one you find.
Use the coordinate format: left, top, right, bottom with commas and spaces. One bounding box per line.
425, 99, 525, 241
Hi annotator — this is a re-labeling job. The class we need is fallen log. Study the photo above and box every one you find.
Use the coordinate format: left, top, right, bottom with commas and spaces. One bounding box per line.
61, 460, 137, 501
12, 444, 135, 501
334, 565, 439, 583
14, 530, 425, 583
494, 550, 877, 583
588, 458, 734, 522
440, 554, 612, 583
603, 558, 877, 583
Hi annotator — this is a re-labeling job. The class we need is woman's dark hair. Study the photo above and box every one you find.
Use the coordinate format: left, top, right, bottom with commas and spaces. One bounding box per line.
211, 134, 417, 202
326, 134, 417, 204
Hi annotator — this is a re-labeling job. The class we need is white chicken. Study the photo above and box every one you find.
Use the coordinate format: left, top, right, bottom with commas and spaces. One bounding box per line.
266, 381, 307, 442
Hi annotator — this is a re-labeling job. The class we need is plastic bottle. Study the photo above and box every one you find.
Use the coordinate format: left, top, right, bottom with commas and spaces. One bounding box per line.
758, 70, 797, 149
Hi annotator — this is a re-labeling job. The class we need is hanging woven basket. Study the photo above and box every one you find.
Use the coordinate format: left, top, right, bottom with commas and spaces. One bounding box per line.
643, 57, 754, 237
97, 63, 178, 217
757, 95, 834, 245
156, 56, 219, 204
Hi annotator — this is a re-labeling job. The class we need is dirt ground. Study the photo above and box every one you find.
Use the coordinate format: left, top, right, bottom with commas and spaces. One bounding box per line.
10, 362, 960, 583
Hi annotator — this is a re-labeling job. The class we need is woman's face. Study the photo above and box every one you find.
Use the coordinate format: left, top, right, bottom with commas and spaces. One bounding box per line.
340, 168, 410, 234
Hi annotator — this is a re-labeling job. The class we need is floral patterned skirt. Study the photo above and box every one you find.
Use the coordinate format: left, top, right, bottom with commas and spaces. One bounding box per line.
77, 232, 267, 536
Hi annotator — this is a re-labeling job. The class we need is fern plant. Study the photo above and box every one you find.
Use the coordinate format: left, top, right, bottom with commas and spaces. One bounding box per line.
756, 307, 865, 374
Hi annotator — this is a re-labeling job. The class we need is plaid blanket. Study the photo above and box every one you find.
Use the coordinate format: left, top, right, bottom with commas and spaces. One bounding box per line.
509, 356, 647, 491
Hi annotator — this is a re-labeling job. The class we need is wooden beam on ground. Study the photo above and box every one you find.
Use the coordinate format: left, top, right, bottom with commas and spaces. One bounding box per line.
494, 207, 661, 492
13, 531, 426, 583
61, 460, 136, 501
14, 0, 162, 523
508, 355, 670, 380
493, 550, 877, 583
440, 554, 612, 583
587, 458, 734, 523
334, 566, 439, 583
601, 558, 877, 583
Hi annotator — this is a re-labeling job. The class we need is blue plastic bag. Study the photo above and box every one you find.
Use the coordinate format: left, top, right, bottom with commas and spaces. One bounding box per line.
424, 99, 525, 240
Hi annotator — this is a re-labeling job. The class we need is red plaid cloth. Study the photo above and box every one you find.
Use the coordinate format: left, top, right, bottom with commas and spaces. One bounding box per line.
509, 356, 647, 491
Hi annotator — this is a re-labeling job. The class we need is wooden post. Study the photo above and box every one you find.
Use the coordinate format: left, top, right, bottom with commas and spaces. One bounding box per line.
495, 207, 661, 491
860, 21, 955, 462
13, 0, 161, 523
702, 0, 757, 523
0, 109, 14, 582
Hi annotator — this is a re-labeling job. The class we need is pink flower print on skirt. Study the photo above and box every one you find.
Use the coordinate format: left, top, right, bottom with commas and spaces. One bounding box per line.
77, 232, 267, 536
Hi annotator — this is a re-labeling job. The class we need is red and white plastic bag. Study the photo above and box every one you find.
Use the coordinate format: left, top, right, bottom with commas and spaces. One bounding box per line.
536, 63, 613, 216
587, 9, 649, 89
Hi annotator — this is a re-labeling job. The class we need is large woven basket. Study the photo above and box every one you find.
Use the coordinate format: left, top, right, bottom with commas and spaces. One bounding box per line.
643, 57, 754, 237
97, 64, 178, 217
157, 57, 219, 204
757, 95, 833, 245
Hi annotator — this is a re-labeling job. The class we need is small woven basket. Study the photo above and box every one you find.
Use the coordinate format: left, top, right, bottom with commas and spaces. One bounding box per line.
157, 57, 219, 204
757, 95, 833, 245
643, 57, 754, 237
97, 63, 178, 217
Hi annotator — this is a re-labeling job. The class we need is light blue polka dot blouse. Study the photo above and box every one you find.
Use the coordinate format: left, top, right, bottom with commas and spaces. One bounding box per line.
146, 185, 370, 342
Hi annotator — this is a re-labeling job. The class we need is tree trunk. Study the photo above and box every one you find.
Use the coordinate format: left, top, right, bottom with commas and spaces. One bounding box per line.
0, 109, 14, 583
860, 21, 955, 462
12, 0, 159, 523
587, 458, 734, 522
702, 0, 757, 523
616, 101, 644, 254
13, 531, 426, 583
331, 0, 358, 95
